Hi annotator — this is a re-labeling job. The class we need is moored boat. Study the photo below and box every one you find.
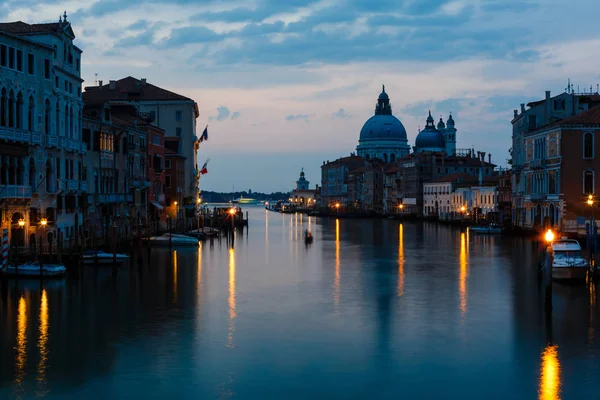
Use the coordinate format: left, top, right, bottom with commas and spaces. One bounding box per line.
470, 224, 502, 234
83, 250, 130, 265
145, 233, 199, 247
5, 261, 67, 278
550, 238, 589, 280
304, 230, 313, 244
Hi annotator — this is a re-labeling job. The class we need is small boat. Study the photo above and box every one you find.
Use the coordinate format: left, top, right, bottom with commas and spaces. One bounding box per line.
5, 261, 67, 278
145, 233, 199, 247
83, 250, 130, 265
470, 224, 502, 234
550, 238, 589, 280
304, 230, 313, 244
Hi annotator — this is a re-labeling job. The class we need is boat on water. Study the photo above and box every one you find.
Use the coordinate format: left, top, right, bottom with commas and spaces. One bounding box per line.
83, 250, 130, 265
145, 233, 199, 247
5, 261, 67, 278
304, 230, 313, 244
470, 224, 503, 234
231, 196, 264, 205
550, 238, 590, 280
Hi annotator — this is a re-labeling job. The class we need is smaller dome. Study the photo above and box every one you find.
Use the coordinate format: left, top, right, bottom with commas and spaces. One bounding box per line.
447, 114, 455, 126
378, 91, 389, 101
437, 117, 445, 130
415, 129, 445, 150
426, 110, 434, 124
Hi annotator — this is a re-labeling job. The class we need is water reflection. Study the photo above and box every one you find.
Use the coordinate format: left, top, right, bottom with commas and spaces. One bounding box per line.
459, 232, 468, 316
15, 296, 27, 391
334, 219, 340, 309
37, 289, 49, 395
173, 250, 178, 305
539, 344, 561, 400
227, 248, 236, 348
590, 283, 596, 344
398, 223, 405, 297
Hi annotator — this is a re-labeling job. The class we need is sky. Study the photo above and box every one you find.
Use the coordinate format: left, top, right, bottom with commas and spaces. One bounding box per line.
3, 0, 600, 192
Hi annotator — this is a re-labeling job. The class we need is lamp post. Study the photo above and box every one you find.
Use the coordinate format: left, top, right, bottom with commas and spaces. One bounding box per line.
174, 201, 178, 231
335, 202, 340, 215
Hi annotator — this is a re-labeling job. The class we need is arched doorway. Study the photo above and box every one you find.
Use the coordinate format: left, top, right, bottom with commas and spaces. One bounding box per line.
10, 212, 26, 248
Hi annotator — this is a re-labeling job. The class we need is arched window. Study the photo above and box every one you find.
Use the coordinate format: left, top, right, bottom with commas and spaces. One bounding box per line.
584, 170, 594, 195
69, 106, 74, 138
584, 132, 594, 159
55, 101, 60, 135
28, 95, 34, 131
0, 88, 6, 126
44, 99, 51, 135
390, 154, 396, 163
64, 104, 69, 137
8, 90, 15, 127
383, 153, 388, 163
16, 91, 23, 129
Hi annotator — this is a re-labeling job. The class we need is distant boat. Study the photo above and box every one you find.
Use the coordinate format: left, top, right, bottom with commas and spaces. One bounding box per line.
470, 224, 502, 234
83, 250, 130, 265
5, 261, 66, 278
145, 233, 199, 247
231, 196, 264, 205
550, 238, 589, 280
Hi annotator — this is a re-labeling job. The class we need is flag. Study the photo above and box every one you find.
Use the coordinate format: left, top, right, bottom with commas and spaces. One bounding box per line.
200, 158, 210, 175
200, 125, 208, 142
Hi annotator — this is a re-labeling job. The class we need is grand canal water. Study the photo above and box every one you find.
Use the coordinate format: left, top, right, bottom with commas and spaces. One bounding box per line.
1, 206, 599, 399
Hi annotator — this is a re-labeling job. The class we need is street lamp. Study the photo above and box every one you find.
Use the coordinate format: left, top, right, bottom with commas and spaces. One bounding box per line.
544, 228, 555, 243
40, 218, 47, 227
18, 218, 25, 227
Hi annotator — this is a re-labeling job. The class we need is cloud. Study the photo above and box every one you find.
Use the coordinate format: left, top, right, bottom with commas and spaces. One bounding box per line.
161, 26, 220, 47
209, 106, 241, 121
126, 19, 150, 30
285, 114, 311, 122
332, 108, 351, 119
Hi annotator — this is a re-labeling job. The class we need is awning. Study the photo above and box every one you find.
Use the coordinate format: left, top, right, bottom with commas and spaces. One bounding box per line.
151, 202, 164, 210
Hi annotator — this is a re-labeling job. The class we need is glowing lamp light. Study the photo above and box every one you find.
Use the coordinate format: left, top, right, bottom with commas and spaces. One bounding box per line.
18, 219, 25, 227
335, 203, 341, 209
40, 218, 48, 226
174, 201, 178, 206
398, 204, 404, 209
460, 206, 466, 212
197, 198, 202, 204
229, 208, 236, 215
545, 229, 555, 243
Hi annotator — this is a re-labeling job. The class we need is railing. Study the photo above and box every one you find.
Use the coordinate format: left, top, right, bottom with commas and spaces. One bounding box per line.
0, 185, 32, 199
47, 135, 58, 147
97, 193, 133, 203
530, 193, 546, 201
58, 180, 66, 192
529, 159, 546, 169
80, 181, 88, 192
59, 136, 69, 148
67, 180, 78, 191
80, 142, 87, 153
67, 139, 78, 152
0, 127, 31, 144
32, 132, 42, 145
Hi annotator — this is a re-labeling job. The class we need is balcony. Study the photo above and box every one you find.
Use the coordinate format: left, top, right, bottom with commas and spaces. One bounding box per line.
67, 139, 79, 152
97, 193, 133, 203
0, 127, 31, 144
128, 141, 137, 149
47, 135, 58, 148
530, 193, 547, 202
59, 136, 68, 148
529, 159, 546, 170
80, 181, 88, 192
0, 185, 32, 199
58, 180, 66, 192
80, 142, 87, 154
32, 132, 42, 145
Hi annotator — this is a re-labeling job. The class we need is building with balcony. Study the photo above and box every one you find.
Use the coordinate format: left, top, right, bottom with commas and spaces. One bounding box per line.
83, 77, 201, 203
320, 155, 365, 207
511, 88, 600, 229
164, 137, 186, 222
516, 105, 600, 232
146, 122, 166, 227
0, 14, 86, 248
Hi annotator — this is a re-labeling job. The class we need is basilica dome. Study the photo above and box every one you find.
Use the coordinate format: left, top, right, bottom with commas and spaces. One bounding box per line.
414, 111, 446, 152
356, 86, 411, 161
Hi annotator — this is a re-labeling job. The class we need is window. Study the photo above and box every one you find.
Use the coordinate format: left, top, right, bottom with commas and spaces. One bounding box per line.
153, 134, 161, 145
55, 77, 59, 88
140, 157, 146, 178
27, 53, 34, 74
176, 127, 182, 137
165, 159, 171, 169
0, 44, 6, 66
69, 82, 72, 94
584, 132, 594, 159
44, 59, 50, 79
554, 99, 565, 110
165, 175, 171, 188
139, 136, 146, 148
16, 50, 22, 71
584, 170, 594, 195
53, 44, 57, 59
76, 58, 80, 71
528, 115, 537, 130
176, 110, 182, 121
64, 81, 68, 91
8, 47, 14, 69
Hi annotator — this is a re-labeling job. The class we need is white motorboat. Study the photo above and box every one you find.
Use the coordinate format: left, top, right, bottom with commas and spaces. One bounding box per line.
550, 238, 589, 280
5, 261, 67, 278
470, 224, 503, 234
146, 233, 199, 247
83, 250, 130, 265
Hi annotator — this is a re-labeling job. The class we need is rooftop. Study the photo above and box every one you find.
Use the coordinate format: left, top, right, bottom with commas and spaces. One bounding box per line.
84, 76, 193, 102
0, 21, 68, 35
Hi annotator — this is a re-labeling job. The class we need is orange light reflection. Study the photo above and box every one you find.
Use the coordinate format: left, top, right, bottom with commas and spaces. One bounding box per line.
15, 296, 27, 388
539, 344, 561, 400
227, 248, 236, 347
334, 219, 340, 309
398, 224, 405, 297
459, 232, 468, 316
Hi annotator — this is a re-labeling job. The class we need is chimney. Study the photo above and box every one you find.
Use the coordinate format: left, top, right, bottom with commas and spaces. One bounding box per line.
98, 80, 103, 87
514, 109, 518, 118
545, 90, 551, 100
520, 103, 525, 112
141, 78, 147, 85
488, 154, 491, 163
109, 80, 116, 90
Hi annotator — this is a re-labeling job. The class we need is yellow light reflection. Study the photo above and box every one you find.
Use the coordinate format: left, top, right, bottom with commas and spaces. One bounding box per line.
37, 289, 49, 393
173, 250, 178, 305
334, 219, 340, 309
539, 344, 561, 400
197, 244, 202, 297
589, 283, 595, 344
398, 224, 405, 297
227, 248, 236, 348
15, 296, 27, 388
459, 232, 468, 316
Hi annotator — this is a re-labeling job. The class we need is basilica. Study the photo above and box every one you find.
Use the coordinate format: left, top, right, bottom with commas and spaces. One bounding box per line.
356, 86, 457, 160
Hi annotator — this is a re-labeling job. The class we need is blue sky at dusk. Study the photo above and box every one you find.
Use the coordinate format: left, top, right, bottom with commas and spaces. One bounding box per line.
3, 0, 600, 192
